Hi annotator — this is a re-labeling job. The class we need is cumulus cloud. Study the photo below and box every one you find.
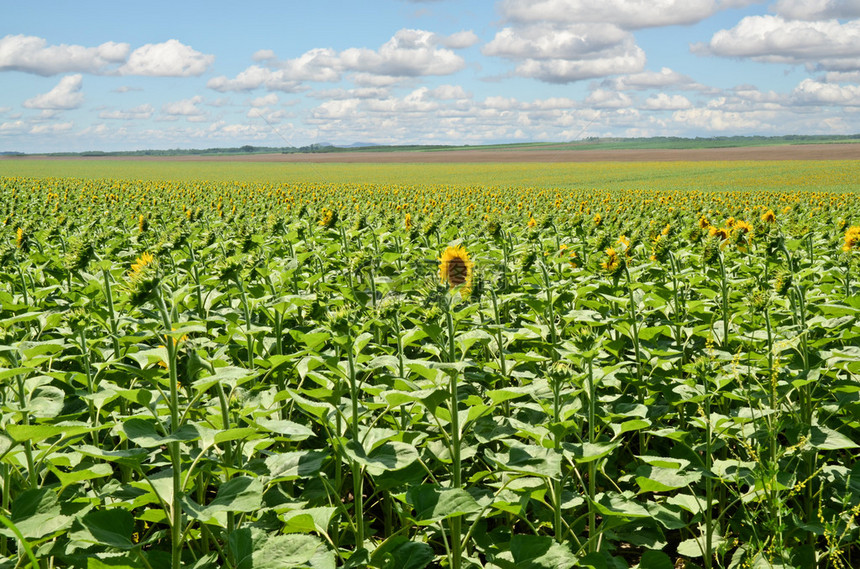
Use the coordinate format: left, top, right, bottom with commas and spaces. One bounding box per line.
340, 29, 467, 76
585, 89, 633, 108
0, 35, 213, 78
791, 78, 860, 105
29, 121, 74, 134
671, 107, 763, 130
693, 15, 860, 72
642, 93, 693, 110
497, 0, 722, 29
0, 120, 27, 134
483, 20, 645, 82
250, 93, 279, 107
162, 95, 207, 120
603, 67, 710, 92
430, 84, 471, 100
0, 34, 129, 75
99, 104, 155, 120
773, 0, 860, 20
207, 65, 306, 93
208, 29, 470, 93
439, 30, 480, 49
310, 87, 391, 100
119, 40, 214, 76
23, 75, 84, 110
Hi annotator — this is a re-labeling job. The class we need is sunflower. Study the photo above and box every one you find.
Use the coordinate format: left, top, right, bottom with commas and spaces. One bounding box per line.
404, 212, 413, 230
843, 226, 860, 252
600, 247, 624, 276
761, 209, 776, 224
439, 245, 473, 294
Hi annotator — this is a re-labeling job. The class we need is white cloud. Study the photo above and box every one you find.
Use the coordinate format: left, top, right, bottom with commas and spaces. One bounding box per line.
349, 73, 404, 87
209, 29, 466, 93
483, 21, 645, 83
120, 40, 214, 77
310, 87, 391, 100
207, 65, 306, 92
0, 34, 129, 75
642, 93, 693, 110
825, 70, 860, 82
250, 93, 279, 107
440, 30, 480, 49
485, 23, 629, 60
0, 120, 27, 134
99, 104, 155, 120
23, 75, 84, 110
512, 42, 646, 83
672, 107, 764, 130
773, 0, 860, 20
162, 95, 206, 120
30, 121, 74, 134
340, 29, 466, 76
585, 89, 633, 108
604, 67, 710, 92
312, 98, 361, 119
252, 49, 276, 62
791, 78, 860, 105
430, 84, 471, 100
497, 0, 722, 29
694, 15, 860, 72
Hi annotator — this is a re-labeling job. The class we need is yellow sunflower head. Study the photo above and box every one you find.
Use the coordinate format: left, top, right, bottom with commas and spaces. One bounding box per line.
843, 226, 860, 253
439, 245, 473, 295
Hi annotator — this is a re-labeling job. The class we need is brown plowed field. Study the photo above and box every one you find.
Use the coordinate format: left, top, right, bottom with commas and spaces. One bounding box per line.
12, 143, 860, 163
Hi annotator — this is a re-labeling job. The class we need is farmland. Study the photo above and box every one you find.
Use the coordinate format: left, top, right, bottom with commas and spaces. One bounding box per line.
0, 156, 859, 569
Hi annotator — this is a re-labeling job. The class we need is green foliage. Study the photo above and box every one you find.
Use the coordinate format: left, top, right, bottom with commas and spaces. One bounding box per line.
0, 173, 859, 569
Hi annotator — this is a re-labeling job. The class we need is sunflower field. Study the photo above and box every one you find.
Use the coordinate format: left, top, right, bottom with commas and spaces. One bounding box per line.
0, 172, 859, 569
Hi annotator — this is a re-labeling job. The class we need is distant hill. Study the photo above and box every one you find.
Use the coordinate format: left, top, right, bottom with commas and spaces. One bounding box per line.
5, 134, 858, 157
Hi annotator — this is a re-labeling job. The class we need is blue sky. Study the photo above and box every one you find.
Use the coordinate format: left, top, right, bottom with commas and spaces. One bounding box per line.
2, 0, 859, 152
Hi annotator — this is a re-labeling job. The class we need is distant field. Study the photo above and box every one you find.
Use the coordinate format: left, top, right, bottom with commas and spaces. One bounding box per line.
2, 153, 859, 192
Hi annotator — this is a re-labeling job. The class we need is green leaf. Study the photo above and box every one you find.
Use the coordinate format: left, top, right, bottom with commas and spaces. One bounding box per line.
255, 418, 315, 440
29, 385, 65, 418
370, 537, 434, 569
123, 418, 200, 448
265, 450, 328, 482
638, 550, 674, 569
486, 387, 532, 405
184, 477, 263, 523
562, 441, 620, 464
6, 488, 72, 540
280, 507, 337, 535
809, 425, 858, 450
677, 531, 726, 558
635, 466, 702, 493
70, 509, 135, 549
236, 534, 325, 569
87, 556, 140, 569
593, 492, 650, 518
405, 485, 481, 525
343, 440, 419, 476
455, 329, 493, 353
77, 444, 149, 468
51, 462, 114, 489
488, 442, 562, 477
6, 423, 96, 444
509, 534, 578, 569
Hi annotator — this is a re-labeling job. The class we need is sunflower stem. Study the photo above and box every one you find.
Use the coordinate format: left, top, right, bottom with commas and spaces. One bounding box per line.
445, 304, 463, 569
